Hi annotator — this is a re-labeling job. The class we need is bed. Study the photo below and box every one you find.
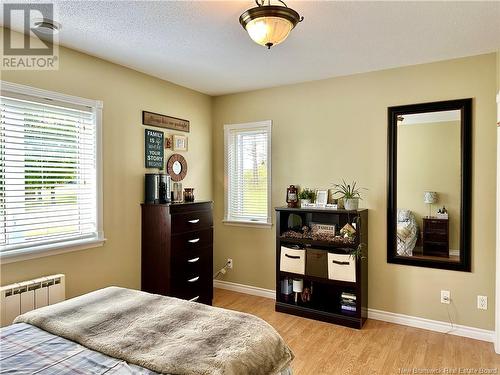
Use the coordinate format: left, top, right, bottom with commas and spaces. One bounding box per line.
396, 209, 419, 256
0, 287, 293, 375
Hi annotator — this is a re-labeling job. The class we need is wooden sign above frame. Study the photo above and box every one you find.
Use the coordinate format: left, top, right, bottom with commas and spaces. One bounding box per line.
142, 111, 190, 133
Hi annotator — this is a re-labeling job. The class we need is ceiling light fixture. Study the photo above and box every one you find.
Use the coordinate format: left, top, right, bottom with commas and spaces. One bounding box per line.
32, 18, 61, 35
239, 0, 303, 49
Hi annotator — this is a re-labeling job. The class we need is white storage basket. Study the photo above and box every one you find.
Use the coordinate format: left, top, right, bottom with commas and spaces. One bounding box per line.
327, 253, 356, 282
280, 246, 306, 275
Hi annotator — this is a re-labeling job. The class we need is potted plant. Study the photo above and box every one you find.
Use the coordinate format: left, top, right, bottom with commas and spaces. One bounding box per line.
348, 243, 367, 261
298, 188, 315, 207
332, 180, 366, 210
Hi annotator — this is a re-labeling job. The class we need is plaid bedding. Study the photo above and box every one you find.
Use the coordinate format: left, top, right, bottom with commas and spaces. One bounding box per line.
1, 323, 293, 375
0, 323, 158, 374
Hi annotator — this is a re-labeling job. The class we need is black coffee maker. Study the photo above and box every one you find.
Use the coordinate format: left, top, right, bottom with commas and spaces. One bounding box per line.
145, 173, 171, 204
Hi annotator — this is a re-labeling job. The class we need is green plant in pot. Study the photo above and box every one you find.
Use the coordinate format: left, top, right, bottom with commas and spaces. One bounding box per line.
332, 180, 366, 210
298, 188, 315, 206
349, 243, 367, 261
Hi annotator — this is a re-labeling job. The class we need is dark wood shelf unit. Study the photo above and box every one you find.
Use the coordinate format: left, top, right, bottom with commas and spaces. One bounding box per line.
280, 237, 359, 249
275, 302, 361, 329
279, 271, 356, 289
275, 207, 368, 329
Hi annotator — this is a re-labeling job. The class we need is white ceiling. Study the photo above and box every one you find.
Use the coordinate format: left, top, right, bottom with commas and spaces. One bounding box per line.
401, 110, 460, 125
4, 1, 500, 96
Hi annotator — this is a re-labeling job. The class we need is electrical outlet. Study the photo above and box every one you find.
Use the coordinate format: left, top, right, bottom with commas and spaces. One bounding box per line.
227, 258, 233, 269
441, 290, 450, 304
477, 295, 487, 310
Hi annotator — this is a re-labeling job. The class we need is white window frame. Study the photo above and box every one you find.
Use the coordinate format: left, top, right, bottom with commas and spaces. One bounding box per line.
223, 120, 272, 228
0, 81, 105, 263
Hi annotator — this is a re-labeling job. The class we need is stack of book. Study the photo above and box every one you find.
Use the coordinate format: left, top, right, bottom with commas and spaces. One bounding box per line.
340, 292, 356, 312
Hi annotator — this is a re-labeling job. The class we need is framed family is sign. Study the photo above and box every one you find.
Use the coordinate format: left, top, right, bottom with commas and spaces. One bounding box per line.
145, 129, 164, 169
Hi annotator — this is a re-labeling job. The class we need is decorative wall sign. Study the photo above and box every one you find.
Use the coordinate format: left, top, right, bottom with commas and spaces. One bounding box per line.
143, 111, 190, 133
167, 153, 188, 182
311, 223, 336, 236
145, 129, 164, 169
172, 134, 188, 151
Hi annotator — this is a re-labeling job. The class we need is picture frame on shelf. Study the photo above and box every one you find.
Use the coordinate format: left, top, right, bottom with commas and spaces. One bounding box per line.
172, 134, 188, 151
315, 190, 328, 207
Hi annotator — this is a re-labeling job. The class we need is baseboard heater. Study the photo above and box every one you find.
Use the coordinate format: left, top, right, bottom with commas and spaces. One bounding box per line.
1, 274, 66, 327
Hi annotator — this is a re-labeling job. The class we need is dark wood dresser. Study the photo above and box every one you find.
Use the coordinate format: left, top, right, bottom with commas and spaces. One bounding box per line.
141, 201, 213, 305
422, 217, 449, 257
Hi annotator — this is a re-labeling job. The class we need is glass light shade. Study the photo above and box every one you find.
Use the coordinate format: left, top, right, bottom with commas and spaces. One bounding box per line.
424, 191, 438, 204
245, 16, 293, 48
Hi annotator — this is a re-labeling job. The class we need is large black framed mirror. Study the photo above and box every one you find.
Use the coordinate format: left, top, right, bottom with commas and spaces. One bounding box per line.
387, 99, 472, 271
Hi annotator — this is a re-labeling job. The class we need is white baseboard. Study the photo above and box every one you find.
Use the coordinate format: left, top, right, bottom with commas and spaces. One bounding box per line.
213, 280, 495, 343
368, 308, 494, 342
214, 280, 276, 299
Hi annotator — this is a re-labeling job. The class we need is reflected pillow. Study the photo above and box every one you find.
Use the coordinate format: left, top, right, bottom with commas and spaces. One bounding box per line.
397, 209, 411, 222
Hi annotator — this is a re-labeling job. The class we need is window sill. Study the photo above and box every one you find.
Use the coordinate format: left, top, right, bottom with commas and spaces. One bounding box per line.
223, 220, 273, 229
0, 237, 106, 264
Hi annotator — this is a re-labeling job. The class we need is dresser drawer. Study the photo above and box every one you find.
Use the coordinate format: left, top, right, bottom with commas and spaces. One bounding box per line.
424, 232, 447, 243
171, 210, 213, 234
423, 243, 449, 257
172, 249, 211, 279
424, 219, 448, 230
171, 273, 211, 302
172, 245, 212, 268
169, 202, 213, 214
172, 229, 213, 252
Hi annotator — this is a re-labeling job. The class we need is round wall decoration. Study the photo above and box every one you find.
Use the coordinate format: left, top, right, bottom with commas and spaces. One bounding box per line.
167, 153, 187, 182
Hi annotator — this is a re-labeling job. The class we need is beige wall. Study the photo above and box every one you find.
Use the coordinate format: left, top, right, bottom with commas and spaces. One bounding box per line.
0, 30, 213, 298
498, 50, 500, 91
213, 53, 497, 330
397, 120, 461, 250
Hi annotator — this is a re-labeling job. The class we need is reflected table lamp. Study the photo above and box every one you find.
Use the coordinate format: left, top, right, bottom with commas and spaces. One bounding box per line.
424, 191, 438, 218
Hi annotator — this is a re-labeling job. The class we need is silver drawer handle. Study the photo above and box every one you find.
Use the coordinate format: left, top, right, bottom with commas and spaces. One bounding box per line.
188, 219, 200, 224
187, 276, 199, 283
188, 238, 200, 243
189, 296, 200, 302
188, 257, 200, 263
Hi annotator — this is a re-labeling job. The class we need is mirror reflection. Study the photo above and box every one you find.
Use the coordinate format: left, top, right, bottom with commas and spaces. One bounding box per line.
172, 160, 182, 175
396, 110, 461, 262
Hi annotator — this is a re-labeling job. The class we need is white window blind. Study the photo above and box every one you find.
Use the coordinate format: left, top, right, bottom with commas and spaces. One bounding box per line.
224, 121, 271, 225
1, 83, 103, 258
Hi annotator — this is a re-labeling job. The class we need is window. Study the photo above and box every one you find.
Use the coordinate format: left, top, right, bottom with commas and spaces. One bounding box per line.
224, 120, 271, 226
0, 81, 104, 261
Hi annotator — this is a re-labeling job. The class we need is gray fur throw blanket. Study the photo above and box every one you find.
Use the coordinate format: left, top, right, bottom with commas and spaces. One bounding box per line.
15, 287, 293, 375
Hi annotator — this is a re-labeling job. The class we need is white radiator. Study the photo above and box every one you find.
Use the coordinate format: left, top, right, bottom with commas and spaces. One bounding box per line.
1, 274, 65, 327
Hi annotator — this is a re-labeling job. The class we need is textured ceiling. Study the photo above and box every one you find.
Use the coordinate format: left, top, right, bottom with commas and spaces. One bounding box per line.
3, 1, 500, 95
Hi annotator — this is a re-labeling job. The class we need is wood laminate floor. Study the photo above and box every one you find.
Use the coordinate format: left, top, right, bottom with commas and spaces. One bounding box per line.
213, 288, 499, 375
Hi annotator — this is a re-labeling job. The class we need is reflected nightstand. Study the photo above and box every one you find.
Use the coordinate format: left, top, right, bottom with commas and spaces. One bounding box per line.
422, 217, 449, 257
